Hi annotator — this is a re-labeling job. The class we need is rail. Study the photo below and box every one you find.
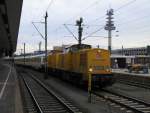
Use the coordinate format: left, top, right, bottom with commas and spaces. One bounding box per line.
20, 72, 81, 113
92, 89, 150, 113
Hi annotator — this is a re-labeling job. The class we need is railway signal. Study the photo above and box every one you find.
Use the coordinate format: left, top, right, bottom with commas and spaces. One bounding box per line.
64, 17, 84, 49
76, 17, 83, 49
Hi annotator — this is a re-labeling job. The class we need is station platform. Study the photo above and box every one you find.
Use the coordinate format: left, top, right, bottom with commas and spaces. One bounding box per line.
112, 68, 150, 77
0, 60, 23, 113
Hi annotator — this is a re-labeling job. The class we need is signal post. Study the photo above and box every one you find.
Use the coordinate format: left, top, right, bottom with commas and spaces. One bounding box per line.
88, 67, 93, 103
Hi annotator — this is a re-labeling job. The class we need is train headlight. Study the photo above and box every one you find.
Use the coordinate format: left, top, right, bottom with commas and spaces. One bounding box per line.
98, 50, 101, 53
106, 69, 109, 72
89, 67, 93, 72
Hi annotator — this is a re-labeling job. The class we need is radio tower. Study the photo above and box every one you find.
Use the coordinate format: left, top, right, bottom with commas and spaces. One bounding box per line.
105, 9, 116, 54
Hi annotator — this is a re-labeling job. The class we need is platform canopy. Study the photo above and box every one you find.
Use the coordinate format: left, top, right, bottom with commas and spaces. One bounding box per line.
0, 0, 23, 56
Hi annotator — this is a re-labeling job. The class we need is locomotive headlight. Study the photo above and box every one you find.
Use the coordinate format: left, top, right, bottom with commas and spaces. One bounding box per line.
98, 50, 101, 53
89, 66, 93, 72
106, 69, 109, 72
89, 68, 93, 72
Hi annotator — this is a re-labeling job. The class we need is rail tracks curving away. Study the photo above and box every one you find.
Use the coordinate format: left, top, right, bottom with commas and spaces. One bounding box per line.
19, 71, 82, 113
92, 89, 150, 113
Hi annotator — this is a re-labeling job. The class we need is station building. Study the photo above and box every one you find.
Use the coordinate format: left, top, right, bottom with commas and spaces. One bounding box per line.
112, 46, 150, 56
111, 45, 150, 68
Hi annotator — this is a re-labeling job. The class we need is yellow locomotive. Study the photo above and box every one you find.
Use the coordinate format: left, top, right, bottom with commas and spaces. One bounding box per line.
48, 44, 113, 87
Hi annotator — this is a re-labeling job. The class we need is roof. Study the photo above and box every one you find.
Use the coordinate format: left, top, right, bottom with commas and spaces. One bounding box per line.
0, 0, 23, 55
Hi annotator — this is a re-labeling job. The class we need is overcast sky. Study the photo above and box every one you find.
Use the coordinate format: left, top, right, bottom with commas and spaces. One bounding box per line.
16, 0, 150, 54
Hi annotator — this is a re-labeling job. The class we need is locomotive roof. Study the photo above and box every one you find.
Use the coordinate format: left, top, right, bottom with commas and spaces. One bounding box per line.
79, 48, 108, 52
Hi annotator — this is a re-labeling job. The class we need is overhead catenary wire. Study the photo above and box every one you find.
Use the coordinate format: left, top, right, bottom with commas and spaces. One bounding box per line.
63, 24, 78, 41
65, 23, 104, 27
32, 0, 54, 22
114, 1, 150, 24
64, 0, 104, 24
31, 0, 54, 25
82, 26, 104, 41
53, 0, 137, 35
120, 25, 150, 34
118, 2, 150, 23
32, 22, 45, 40
53, 0, 136, 34
115, 0, 136, 12
46, 0, 54, 12
31, 0, 137, 35
49, 0, 104, 34
31, 0, 54, 47
116, 15, 149, 27
32, 0, 149, 49
88, 0, 137, 24
117, 15, 150, 31
83, 0, 140, 42
50, 0, 103, 35
112, 1, 150, 36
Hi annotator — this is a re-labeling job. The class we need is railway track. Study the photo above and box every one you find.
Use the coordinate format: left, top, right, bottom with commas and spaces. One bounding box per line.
92, 89, 150, 113
117, 80, 150, 89
114, 74, 150, 89
19, 71, 82, 113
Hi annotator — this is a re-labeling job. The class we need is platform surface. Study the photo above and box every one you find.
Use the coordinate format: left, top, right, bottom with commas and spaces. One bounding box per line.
112, 68, 150, 77
0, 60, 23, 113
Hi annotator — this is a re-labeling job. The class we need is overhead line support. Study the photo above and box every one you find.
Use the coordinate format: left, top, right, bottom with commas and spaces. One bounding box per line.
24, 43, 26, 65
44, 12, 48, 79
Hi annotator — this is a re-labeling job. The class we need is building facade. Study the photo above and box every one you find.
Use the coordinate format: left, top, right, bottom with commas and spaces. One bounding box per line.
112, 46, 150, 56
111, 45, 150, 68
